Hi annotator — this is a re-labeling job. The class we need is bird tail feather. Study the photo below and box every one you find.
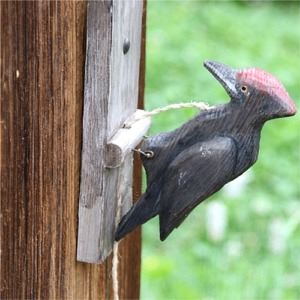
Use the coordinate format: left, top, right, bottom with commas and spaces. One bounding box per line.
115, 193, 159, 241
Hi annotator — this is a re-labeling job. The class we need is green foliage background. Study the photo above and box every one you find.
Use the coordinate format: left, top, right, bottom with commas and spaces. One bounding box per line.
141, 1, 300, 299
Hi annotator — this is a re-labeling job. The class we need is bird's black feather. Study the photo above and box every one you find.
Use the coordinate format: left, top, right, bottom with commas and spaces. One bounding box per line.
159, 136, 237, 240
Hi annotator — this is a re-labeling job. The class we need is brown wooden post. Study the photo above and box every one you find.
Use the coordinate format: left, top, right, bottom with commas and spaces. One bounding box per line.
1, 1, 144, 298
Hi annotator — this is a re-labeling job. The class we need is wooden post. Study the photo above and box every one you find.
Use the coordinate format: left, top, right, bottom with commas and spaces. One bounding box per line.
1, 0, 145, 298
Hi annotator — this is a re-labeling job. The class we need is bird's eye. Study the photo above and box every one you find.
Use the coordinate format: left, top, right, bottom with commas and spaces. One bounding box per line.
241, 86, 248, 93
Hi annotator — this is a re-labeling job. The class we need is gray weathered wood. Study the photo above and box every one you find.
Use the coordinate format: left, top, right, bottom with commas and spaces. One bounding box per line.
77, 0, 144, 263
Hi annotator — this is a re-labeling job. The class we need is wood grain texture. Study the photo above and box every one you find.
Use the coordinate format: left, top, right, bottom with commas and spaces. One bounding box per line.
77, 0, 144, 263
1, 1, 143, 298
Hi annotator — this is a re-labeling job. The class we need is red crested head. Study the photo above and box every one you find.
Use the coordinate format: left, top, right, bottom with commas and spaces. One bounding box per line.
237, 68, 297, 117
204, 60, 297, 121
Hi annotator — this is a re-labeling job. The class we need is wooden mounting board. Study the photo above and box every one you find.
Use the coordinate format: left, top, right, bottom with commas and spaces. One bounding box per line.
77, 0, 145, 263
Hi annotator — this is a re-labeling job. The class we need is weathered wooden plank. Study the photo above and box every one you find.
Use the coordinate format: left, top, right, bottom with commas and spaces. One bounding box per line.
77, 0, 144, 263
1, 0, 144, 298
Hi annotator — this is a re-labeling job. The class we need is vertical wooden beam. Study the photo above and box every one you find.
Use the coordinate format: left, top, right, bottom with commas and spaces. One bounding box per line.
1, 1, 144, 298
77, 0, 145, 263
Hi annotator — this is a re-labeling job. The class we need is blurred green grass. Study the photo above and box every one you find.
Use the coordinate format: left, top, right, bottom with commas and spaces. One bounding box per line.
141, 1, 300, 300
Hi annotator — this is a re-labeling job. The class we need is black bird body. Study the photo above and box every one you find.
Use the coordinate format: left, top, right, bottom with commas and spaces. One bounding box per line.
115, 61, 296, 241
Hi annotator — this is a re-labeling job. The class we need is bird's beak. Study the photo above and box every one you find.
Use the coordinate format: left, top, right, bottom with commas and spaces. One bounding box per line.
204, 60, 238, 99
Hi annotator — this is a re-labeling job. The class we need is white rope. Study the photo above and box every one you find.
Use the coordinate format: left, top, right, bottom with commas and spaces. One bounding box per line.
112, 191, 123, 300
143, 101, 212, 116
112, 240, 120, 300
124, 101, 213, 128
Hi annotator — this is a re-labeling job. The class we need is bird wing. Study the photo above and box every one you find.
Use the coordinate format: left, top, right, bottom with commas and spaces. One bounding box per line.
159, 136, 237, 240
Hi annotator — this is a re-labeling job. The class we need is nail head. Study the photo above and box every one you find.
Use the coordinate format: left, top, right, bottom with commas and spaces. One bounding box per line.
123, 38, 130, 54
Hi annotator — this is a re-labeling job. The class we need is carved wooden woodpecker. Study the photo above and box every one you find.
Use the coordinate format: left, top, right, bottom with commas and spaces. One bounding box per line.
115, 60, 297, 241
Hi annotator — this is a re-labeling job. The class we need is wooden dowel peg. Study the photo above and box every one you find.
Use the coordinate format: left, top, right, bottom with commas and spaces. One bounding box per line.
105, 109, 151, 168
